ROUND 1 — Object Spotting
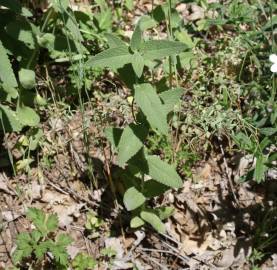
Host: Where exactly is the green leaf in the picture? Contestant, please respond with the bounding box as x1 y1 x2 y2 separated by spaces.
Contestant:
86 46 132 70
46 213 59 232
140 210 165 234
35 93 47 107
130 21 142 51
130 216 145 228
105 127 123 149
100 247 117 258
16 158 33 171
16 106 40 127
1 83 18 99
156 206 174 220
38 33 85 60
0 40 18 89
117 63 137 89
131 52 144 78
139 15 157 30
28 128 43 151
143 180 169 198
0 105 22 132
6 19 36 50
19 69 36 90
51 234 72 266
254 156 267 183
134 83 168 135
30 230 42 243
233 132 254 152
175 30 195 48
72 253 97 270
123 187 146 211
146 155 182 188
268 152 277 163
159 87 183 114
50 0 69 12
13 232 33 263
26 208 47 235
56 234 72 247
141 40 186 61
125 0 134 11
37 33 55 50
35 241 49 260
95 0 107 11
64 12 83 43
263 15 277 30
153 5 166 23
97 9 112 30
260 127 277 136
118 123 148 167
105 33 126 48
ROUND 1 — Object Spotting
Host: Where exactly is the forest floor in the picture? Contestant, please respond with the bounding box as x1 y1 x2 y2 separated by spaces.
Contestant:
0 0 277 269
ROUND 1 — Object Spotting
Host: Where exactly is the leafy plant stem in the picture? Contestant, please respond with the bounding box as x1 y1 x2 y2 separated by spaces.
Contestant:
44 65 58 107
27 7 54 70
238 51 248 82
167 0 173 88
270 0 276 102
59 1 97 188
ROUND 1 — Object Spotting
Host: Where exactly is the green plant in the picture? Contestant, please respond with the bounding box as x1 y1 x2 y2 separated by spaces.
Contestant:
100 247 117 258
12 208 72 269
86 17 186 233
148 133 199 177
249 248 264 269
85 212 104 239
0 0 40 133
72 253 96 270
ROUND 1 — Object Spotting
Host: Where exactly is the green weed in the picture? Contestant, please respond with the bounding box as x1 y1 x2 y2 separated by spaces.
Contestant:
13 208 72 269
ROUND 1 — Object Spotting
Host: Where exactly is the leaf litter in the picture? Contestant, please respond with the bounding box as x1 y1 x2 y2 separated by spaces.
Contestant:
0 1 276 269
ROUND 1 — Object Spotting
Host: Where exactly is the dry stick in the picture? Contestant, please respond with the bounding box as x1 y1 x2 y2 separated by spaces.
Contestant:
219 141 240 207
71 225 92 256
156 233 217 269
44 166 130 219
46 180 69 195
137 247 189 264
43 171 99 208
141 252 169 270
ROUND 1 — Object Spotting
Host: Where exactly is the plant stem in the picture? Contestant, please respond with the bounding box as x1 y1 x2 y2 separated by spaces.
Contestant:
59 0 97 188
270 0 276 102
167 0 173 88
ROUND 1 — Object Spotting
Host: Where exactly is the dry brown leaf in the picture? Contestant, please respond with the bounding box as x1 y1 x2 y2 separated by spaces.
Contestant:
181 233 214 256
0 173 14 195
67 245 81 259
52 203 84 227
2 211 21 222
105 237 124 259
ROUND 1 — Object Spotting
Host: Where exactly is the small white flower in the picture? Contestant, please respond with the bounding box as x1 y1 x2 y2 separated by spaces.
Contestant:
269 54 277 73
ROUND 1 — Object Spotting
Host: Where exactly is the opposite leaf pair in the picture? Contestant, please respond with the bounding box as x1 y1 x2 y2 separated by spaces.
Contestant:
86 16 186 77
